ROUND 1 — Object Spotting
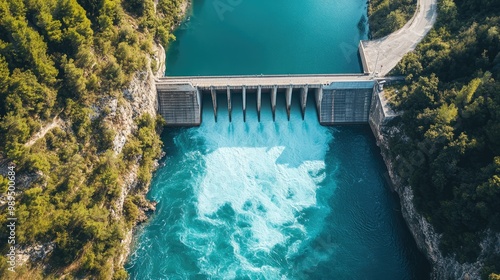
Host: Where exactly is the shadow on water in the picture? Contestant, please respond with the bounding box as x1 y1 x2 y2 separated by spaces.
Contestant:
310 126 431 280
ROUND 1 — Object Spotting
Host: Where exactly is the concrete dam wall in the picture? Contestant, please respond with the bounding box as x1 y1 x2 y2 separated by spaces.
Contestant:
157 83 202 126
156 76 384 126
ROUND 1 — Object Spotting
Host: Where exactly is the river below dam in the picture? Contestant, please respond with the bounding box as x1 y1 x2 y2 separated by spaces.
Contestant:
126 0 430 279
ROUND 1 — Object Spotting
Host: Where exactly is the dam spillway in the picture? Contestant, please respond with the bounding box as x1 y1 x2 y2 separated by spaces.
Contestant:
156 75 382 126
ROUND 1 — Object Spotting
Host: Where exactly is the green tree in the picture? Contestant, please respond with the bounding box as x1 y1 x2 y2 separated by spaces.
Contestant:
61 56 86 98
54 0 93 55
387 10 406 31
0 15 58 84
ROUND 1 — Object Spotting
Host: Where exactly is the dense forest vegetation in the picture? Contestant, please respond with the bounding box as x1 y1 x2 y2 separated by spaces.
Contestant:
0 0 183 278
377 0 500 278
368 0 416 38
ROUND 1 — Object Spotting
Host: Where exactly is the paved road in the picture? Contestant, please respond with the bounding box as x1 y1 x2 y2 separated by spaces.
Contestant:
361 0 438 76
157 74 374 89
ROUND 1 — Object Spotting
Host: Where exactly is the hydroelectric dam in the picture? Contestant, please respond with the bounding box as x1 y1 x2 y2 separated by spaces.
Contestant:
155 39 404 127
156 74 388 126
156 73 396 127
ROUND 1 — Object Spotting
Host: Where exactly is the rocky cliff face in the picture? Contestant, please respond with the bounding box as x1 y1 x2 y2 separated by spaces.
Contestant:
108 41 166 269
370 99 500 280
110 42 165 155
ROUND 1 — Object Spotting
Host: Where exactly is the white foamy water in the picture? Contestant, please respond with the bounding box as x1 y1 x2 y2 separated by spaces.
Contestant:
175 96 334 278
196 146 324 247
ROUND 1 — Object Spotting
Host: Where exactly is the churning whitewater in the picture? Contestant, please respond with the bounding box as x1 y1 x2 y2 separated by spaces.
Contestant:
181 95 333 278
126 94 428 279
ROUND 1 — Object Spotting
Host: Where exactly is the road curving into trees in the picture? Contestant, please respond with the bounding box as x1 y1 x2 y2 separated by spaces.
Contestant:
361 0 438 76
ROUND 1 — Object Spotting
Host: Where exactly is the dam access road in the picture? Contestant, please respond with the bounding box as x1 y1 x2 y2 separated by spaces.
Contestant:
159 74 374 89
360 0 438 76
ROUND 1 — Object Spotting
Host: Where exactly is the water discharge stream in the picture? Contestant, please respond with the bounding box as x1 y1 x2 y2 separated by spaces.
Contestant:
126 93 430 279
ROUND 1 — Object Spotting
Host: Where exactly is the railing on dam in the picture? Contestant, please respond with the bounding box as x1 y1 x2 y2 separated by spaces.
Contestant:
156 75 382 126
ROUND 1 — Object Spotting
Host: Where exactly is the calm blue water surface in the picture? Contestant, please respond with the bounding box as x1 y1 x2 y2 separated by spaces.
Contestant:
166 0 368 75
126 0 430 279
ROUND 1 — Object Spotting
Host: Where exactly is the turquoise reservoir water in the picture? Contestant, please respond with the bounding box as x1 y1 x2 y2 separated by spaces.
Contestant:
127 0 430 278
166 0 368 75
